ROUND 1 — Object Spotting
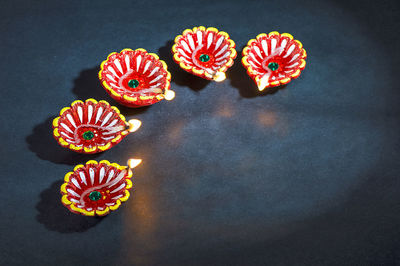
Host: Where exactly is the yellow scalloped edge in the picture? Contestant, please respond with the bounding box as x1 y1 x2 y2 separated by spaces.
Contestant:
85 98 98 104
110 162 121 169
98 143 111 151
120 190 130 202
280 78 291 84
148 53 159 60
98 100 110 106
179 61 192 70
294 40 303 49
120 48 134 53
64 172 73 182
53 128 60 137
256 33 267 40
61 194 72 205
110 106 120 114
69 203 95 216
207 27 218 33
84 146 97 153
299 59 306 69
126 179 133 189
127 169 133 178
173 34 183 45
58 137 69 146
59 107 70 116
111 135 122 143
192 68 205 75
71 99 83 106
60 183 68 194
99 159 111 165
69 144 83 151
95 207 110 216
281 33 294 40
109 200 121 211
52 117 59 127
73 164 84 172
204 72 213 79
139 95 156 100
123 95 137 102
291 69 301 78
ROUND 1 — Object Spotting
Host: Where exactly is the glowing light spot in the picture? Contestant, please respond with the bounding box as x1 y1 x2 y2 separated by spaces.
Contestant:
127 159 142 169
164 90 175 101
257 75 270 91
213 72 226 82
127 119 142 132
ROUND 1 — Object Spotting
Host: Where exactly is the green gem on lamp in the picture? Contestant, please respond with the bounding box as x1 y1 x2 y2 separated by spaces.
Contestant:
82 130 94 140
199 54 210 62
128 79 140 88
89 191 102 201
268 62 279 71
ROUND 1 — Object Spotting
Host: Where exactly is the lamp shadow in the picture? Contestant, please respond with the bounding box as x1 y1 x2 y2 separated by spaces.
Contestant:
71 67 110 101
228 45 288 98
36 180 104 233
26 117 101 165
26 67 152 165
158 40 210 92
72 66 153 116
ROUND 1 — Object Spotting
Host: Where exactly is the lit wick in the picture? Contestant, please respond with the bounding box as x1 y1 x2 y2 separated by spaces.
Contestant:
257 75 270 91
127 158 142 170
163 90 175 101
213 72 226 82
126 119 142 133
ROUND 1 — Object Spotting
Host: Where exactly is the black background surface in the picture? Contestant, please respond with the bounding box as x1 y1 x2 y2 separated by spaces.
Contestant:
1 0 400 265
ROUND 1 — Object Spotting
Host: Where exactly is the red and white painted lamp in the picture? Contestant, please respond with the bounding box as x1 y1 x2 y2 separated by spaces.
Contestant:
172 26 237 82
242 31 307 91
52 99 141 154
61 158 142 216
99 48 175 107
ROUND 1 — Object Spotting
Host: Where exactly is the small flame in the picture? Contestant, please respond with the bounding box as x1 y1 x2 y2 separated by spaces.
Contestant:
164 90 175 101
128 119 142 132
257 75 270 91
213 72 226 82
127 158 142 169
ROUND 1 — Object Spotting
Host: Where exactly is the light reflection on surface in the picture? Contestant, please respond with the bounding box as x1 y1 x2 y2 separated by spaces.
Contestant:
118 155 160 265
214 98 236 118
256 109 289 136
257 110 277 127
167 120 186 147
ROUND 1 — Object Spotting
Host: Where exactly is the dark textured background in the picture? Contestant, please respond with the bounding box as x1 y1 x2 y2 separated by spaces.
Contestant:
1 0 400 265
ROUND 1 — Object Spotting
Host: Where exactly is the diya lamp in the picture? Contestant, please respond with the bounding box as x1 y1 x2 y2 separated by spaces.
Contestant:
172 26 237 82
242 31 307 91
60 158 142 216
52 99 142 154
98 48 175 107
